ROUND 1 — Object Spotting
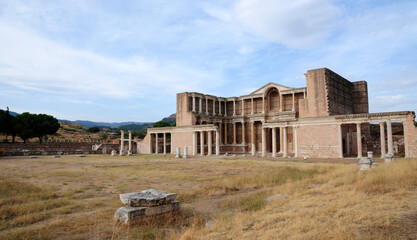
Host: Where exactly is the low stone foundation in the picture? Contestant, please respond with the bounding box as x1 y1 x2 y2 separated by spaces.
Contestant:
0 143 119 156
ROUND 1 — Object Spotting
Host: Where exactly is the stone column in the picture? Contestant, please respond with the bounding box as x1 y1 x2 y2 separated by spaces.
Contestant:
251 98 254 115
233 100 236 116
163 132 167 155
283 127 288 157
219 100 222 116
128 130 132 152
292 92 295 111
272 127 277 157
120 130 125 155
155 133 158 154
262 127 266 157
338 124 343 158
251 122 256 156
192 95 196 112
219 123 223 144
199 97 202 114
216 130 220 156
262 96 265 114
387 119 393 155
357 123 362 158
225 123 228 144
346 131 350 155
213 100 216 115
224 101 227 116
242 122 246 144
208 131 212 156
294 126 298 158
279 94 283 112
380 122 386 157
233 122 237 144
206 98 209 115
241 100 245 116
279 127 283 153
200 131 205 156
193 131 197 156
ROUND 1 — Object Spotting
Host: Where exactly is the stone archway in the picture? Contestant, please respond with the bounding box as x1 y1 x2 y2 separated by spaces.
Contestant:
266 88 280 113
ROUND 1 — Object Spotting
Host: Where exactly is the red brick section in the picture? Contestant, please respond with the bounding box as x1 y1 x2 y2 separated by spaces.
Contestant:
404 113 417 158
298 124 340 158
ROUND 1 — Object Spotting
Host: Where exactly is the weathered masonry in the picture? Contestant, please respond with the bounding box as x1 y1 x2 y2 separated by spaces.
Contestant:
138 68 417 158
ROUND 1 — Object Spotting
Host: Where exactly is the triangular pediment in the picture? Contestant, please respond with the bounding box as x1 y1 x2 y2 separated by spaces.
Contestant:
250 82 292 95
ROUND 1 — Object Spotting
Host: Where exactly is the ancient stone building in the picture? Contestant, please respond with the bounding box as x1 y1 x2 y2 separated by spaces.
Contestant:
138 68 417 158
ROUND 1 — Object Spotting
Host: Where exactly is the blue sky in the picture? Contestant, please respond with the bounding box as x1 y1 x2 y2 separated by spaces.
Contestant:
0 0 416 122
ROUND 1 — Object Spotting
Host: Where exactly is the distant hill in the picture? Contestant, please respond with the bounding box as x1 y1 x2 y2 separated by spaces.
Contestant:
0 109 20 116
161 114 176 124
67 120 153 128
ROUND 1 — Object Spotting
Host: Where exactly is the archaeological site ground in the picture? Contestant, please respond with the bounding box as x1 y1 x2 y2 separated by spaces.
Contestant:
0 155 416 239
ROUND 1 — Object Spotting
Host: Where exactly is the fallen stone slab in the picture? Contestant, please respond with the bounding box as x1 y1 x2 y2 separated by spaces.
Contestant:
114 201 180 224
120 189 177 207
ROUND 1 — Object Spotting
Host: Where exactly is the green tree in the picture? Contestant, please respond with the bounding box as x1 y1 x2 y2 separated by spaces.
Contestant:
153 121 171 128
87 126 100 133
34 114 60 143
14 112 36 143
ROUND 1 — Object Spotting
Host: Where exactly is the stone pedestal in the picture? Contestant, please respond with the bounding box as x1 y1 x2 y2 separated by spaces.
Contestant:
183 146 188 158
175 147 181 158
115 189 180 224
367 151 374 162
128 150 132 156
384 153 394 163
111 150 117 156
359 157 372 171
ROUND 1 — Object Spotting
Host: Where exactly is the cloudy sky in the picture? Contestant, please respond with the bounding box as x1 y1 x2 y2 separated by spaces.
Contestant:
0 0 416 122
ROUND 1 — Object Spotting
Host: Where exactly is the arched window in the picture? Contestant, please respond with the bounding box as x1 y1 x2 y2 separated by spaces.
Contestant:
267 88 280 113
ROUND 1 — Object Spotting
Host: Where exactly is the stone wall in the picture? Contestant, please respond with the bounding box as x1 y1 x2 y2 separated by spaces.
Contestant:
325 70 354 115
403 113 417 158
176 92 194 127
298 124 340 158
0 142 119 156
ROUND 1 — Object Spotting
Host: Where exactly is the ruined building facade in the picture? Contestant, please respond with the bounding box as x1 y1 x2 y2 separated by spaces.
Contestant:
138 68 417 158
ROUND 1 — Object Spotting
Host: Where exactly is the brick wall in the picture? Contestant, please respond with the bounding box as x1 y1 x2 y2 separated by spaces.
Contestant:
352 81 369 114
298 124 340 158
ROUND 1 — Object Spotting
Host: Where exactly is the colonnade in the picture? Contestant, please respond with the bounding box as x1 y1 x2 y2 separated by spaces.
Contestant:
191 91 299 117
151 132 170 154
192 130 220 156
338 119 395 158
120 130 133 155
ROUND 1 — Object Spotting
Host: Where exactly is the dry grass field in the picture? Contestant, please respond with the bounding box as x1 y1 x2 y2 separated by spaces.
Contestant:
0 154 416 239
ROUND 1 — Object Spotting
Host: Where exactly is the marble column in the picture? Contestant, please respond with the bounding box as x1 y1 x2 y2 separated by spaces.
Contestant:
251 122 256 156
213 100 216 115
216 130 220 156
208 131 212 156
155 133 158 154
279 94 283 112
294 126 298 158
163 132 166 154
387 119 393 155
219 123 223 144
262 127 266 157
292 92 295 111
224 101 227 116
128 130 132 152
200 131 205 156
120 130 125 155
219 100 222 116
338 124 343 158
241 100 245 116
192 95 196 112
233 100 236 116
380 122 386 157
242 122 246 144
279 127 283 153
199 97 202 114
233 122 237 144
206 98 209 114
193 131 197 156
357 123 362 158
225 123 228 144
251 98 254 115
283 127 288 157
272 127 277 157
262 96 265 114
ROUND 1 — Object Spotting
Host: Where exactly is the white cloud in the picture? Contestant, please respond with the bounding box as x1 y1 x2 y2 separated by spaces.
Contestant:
233 0 340 48
0 23 224 99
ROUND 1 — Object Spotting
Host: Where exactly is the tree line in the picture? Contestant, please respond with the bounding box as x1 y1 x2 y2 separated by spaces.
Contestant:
0 108 60 143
